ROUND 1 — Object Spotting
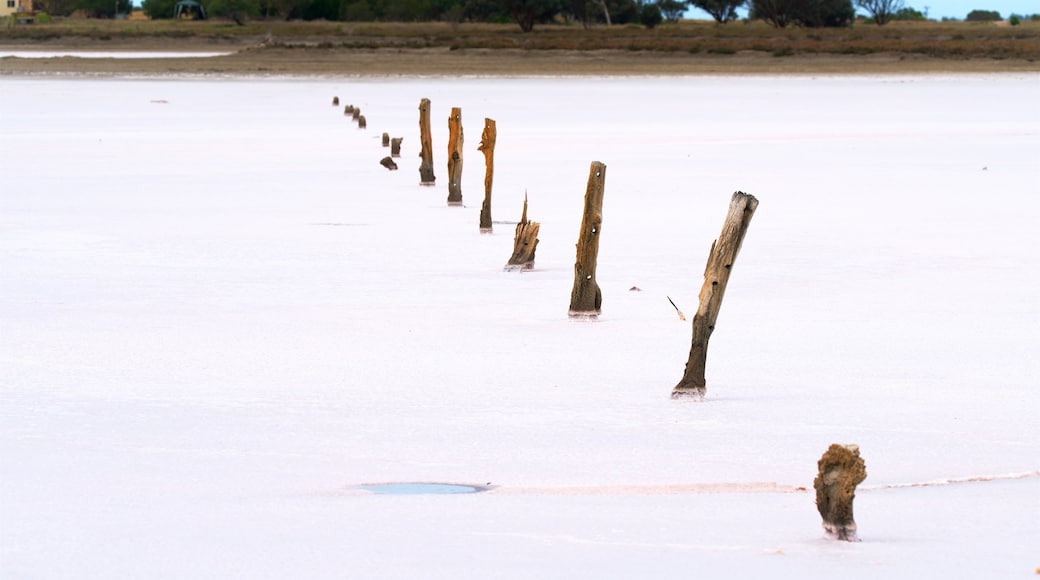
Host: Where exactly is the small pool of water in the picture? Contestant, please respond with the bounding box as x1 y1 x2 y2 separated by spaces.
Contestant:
355 482 492 495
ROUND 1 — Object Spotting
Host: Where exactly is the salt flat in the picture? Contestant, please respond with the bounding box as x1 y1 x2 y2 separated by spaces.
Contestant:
1 74 1037 578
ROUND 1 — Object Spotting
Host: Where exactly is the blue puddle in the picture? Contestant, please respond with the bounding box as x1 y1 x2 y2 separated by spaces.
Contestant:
356 482 492 495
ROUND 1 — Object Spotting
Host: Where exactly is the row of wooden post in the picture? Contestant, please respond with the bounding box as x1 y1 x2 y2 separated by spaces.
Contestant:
335 95 866 541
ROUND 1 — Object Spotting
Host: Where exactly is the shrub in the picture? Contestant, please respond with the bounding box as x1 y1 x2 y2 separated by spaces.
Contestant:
1008 14 1020 25
639 2 663 28
964 9 1001 21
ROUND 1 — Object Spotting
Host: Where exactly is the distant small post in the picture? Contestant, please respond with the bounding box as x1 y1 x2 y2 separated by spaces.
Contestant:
357 115 367 129
352 107 361 122
478 118 497 232
418 98 435 185
568 161 606 318
814 444 867 542
391 137 403 157
672 191 758 399
447 107 464 205
505 194 539 270
382 132 390 147
332 96 339 106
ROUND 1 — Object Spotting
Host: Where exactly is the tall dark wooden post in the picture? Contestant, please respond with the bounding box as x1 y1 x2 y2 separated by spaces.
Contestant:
418 98 435 185
672 192 758 398
447 107 464 206
478 118 497 232
568 161 606 318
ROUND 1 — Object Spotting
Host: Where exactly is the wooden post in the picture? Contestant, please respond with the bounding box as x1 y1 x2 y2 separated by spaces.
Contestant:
446 107 464 205
478 118 497 232
505 194 539 270
382 132 390 147
380 156 398 170
344 104 354 116
391 138 403 157
332 96 339 106
418 98 435 185
357 115 367 129
568 161 606 318
352 107 361 122
814 444 867 541
672 191 758 399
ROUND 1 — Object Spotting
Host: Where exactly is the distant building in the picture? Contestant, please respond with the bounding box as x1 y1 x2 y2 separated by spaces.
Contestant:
1 0 34 19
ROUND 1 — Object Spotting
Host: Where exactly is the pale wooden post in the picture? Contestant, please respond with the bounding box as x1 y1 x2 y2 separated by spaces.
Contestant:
478 118 497 232
418 98 435 185
568 161 606 317
447 107 464 206
814 444 867 541
391 138 403 157
672 191 758 398
505 194 539 270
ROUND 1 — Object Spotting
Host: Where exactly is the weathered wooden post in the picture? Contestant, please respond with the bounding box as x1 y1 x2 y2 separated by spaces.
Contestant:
505 194 539 270
382 132 390 147
568 161 606 318
344 104 354 116
418 98 435 185
380 156 398 170
357 115 367 129
446 107 464 206
478 118 497 232
672 191 758 399
391 138 403 157
352 107 361 122
814 444 867 541
332 96 339 106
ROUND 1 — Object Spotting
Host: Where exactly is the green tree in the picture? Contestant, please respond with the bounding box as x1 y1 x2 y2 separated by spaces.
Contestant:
689 0 744 23
207 0 259 22
749 0 798 26
502 0 563 30
855 0 901 24
799 0 852 26
142 0 177 17
656 0 686 21
964 8 1000 21
891 5 923 19
76 0 131 16
639 0 662 26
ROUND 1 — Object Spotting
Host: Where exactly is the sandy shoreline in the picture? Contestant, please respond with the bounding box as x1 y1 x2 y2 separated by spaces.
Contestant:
3 38 1039 77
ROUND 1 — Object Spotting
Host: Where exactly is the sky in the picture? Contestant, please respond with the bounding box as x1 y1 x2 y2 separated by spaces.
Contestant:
685 0 1037 20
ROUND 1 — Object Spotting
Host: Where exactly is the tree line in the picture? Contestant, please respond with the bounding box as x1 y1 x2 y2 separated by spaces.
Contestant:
27 0 1026 32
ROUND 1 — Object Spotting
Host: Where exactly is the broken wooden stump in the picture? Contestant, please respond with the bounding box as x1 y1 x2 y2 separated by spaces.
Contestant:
568 161 606 318
357 115 367 129
352 107 361 121
505 194 539 271
478 118 497 232
446 107 464 206
332 96 339 106
380 156 398 171
391 138 403 157
672 191 758 399
344 104 355 116
382 132 390 147
814 444 867 542
418 98 435 185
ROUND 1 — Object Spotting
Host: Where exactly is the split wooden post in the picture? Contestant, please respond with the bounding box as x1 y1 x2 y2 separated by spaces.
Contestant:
505 194 539 270
568 161 606 317
446 107 464 206
814 444 867 541
390 138 403 157
382 132 390 147
672 191 758 399
478 118 497 232
418 98 436 185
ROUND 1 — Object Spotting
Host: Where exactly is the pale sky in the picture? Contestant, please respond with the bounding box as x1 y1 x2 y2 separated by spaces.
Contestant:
686 0 1038 20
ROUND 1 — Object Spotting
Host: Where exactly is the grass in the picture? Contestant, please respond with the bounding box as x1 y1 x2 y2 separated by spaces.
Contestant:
2 18 1039 60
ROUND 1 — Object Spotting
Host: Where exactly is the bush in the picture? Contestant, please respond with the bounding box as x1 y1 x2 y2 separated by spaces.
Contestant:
964 9 1000 21
1008 14 1020 25
639 2 663 27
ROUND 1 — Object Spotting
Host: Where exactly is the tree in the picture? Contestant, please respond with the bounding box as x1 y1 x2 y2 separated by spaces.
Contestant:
639 0 662 26
502 0 562 31
964 8 1000 21
749 0 798 26
76 0 131 15
855 0 902 24
690 0 744 23
799 0 852 26
657 0 687 22
891 5 923 19
142 0 177 17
